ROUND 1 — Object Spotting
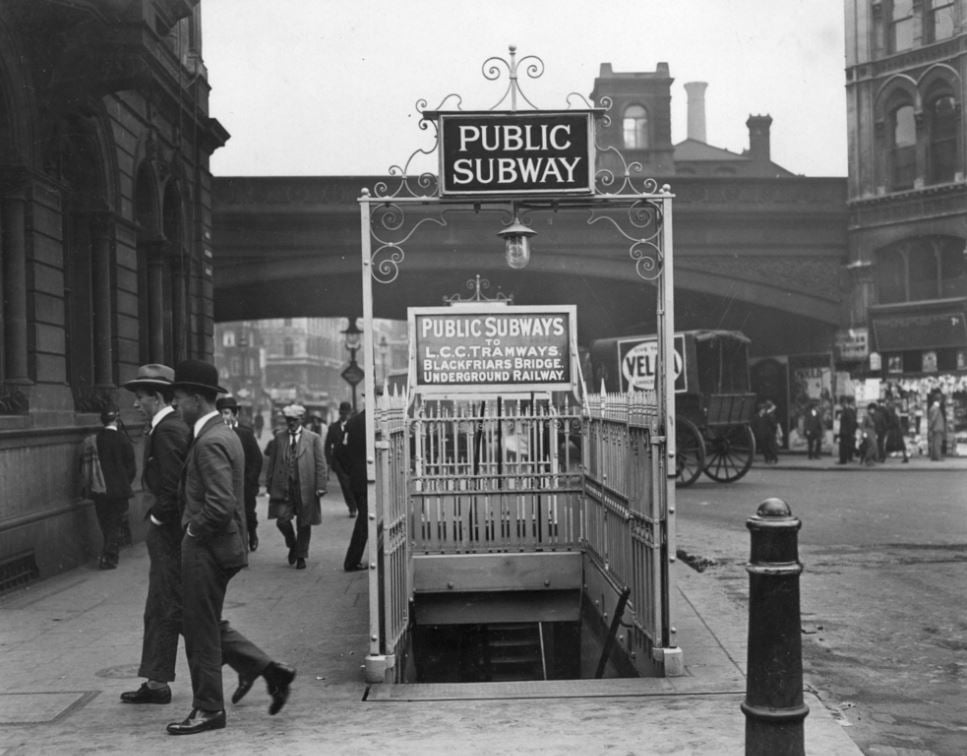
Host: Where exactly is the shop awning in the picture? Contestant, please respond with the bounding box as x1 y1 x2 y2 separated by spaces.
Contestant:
871 301 967 351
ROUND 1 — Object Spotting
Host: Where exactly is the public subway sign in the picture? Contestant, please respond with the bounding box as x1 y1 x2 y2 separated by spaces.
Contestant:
436 111 595 196
409 304 578 394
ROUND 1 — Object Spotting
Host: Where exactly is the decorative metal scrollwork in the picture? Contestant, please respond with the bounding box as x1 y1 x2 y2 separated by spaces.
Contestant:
587 198 665 282
443 274 513 304
483 46 544 111
370 200 448 284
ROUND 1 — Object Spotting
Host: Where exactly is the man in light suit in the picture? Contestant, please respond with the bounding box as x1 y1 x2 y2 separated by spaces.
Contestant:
265 404 327 570
120 364 190 706
166 360 294 736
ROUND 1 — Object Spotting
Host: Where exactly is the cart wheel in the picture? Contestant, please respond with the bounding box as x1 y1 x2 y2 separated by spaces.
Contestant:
703 424 755 483
675 418 706 488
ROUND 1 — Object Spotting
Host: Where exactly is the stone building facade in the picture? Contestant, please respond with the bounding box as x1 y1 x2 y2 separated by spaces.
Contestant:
0 0 227 583
845 0 966 449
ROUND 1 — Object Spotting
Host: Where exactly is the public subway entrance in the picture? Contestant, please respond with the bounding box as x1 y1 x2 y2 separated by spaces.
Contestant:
355 48 679 685
367 301 677 683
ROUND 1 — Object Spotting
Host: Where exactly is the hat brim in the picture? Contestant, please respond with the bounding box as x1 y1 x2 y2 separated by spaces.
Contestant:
172 380 228 394
123 378 175 391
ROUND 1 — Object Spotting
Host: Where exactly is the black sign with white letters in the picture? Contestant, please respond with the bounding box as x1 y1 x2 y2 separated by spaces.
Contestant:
438 112 594 196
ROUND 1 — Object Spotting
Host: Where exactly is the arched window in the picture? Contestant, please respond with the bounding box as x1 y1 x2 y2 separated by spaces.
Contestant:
876 245 907 303
928 94 958 184
223 330 235 347
622 105 648 149
876 236 967 304
891 104 917 190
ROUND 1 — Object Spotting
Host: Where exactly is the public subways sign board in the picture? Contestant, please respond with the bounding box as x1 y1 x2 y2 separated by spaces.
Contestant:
409 304 578 395
436 112 595 196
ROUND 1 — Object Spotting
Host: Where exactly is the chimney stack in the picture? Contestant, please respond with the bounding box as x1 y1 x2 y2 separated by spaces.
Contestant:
746 114 773 164
684 81 708 143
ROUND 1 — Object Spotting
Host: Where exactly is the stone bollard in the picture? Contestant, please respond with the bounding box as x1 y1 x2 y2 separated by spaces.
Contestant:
741 497 809 756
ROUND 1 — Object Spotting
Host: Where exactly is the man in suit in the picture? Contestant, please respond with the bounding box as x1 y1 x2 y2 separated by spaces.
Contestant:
324 401 357 517
166 360 294 736
81 408 137 569
119 364 190 705
216 396 263 551
340 408 369 572
265 404 327 570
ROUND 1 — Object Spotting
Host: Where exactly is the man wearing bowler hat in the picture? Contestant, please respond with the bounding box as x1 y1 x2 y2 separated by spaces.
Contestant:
119 364 190 706
325 401 357 517
216 395 263 551
167 359 294 735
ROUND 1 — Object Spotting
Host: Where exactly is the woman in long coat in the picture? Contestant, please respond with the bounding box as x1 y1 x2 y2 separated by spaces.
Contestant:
265 404 327 568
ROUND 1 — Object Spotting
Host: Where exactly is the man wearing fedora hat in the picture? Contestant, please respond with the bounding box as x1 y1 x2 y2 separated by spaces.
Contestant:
119 364 190 706
167 359 294 735
216 395 263 551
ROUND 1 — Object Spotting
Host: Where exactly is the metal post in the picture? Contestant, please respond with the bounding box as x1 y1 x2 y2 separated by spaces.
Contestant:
741 497 808 756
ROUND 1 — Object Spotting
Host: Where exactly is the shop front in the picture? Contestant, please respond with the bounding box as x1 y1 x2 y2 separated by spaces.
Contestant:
860 300 967 456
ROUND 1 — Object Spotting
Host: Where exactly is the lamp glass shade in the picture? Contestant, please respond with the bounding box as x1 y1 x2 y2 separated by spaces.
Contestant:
505 236 531 270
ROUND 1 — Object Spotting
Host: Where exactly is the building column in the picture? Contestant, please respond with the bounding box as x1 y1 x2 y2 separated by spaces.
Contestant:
90 213 115 387
144 239 167 362
2 190 31 385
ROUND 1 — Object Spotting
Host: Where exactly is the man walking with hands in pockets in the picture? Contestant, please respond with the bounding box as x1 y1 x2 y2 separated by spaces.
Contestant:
166 360 294 735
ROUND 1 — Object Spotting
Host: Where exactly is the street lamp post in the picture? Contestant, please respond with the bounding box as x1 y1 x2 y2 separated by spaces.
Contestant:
341 317 364 413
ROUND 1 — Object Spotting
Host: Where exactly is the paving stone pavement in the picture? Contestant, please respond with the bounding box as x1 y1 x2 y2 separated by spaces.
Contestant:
0 491 864 755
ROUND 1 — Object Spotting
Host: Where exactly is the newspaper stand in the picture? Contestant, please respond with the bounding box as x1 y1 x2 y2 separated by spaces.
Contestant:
356 48 680 684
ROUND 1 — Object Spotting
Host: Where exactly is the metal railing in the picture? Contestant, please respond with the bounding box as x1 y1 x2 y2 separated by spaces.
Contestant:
411 399 583 553
372 389 671 679
583 390 666 663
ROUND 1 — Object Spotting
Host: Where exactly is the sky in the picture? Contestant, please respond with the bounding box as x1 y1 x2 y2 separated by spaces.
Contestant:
203 0 847 178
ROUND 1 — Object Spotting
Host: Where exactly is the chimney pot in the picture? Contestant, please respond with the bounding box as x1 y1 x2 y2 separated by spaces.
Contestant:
746 114 773 163
684 82 708 143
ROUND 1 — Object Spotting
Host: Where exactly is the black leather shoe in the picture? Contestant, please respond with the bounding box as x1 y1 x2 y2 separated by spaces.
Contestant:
231 674 254 704
263 662 296 715
348 509 357 518
166 708 226 735
287 547 296 566
121 682 171 704
296 558 306 570
249 533 259 552
344 562 366 572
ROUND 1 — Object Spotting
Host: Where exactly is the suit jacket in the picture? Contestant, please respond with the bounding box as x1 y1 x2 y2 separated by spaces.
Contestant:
265 427 327 525
96 427 137 499
180 415 248 570
143 411 190 528
343 410 367 500
233 423 263 490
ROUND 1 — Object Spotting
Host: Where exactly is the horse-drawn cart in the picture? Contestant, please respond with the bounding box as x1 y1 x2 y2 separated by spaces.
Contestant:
590 329 756 487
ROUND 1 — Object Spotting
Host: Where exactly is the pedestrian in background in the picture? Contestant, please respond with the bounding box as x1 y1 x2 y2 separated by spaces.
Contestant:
869 401 889 462
928 395 946 461
804 400 823 459
883 399 909 463
325 401 357 517
760 399 780 464
167 360 294 736
217 396 263 551
80 408 136 570
119 363 190 705
265 404 327 569
836 396 858 465
860 404 879 466
341 408 369 571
